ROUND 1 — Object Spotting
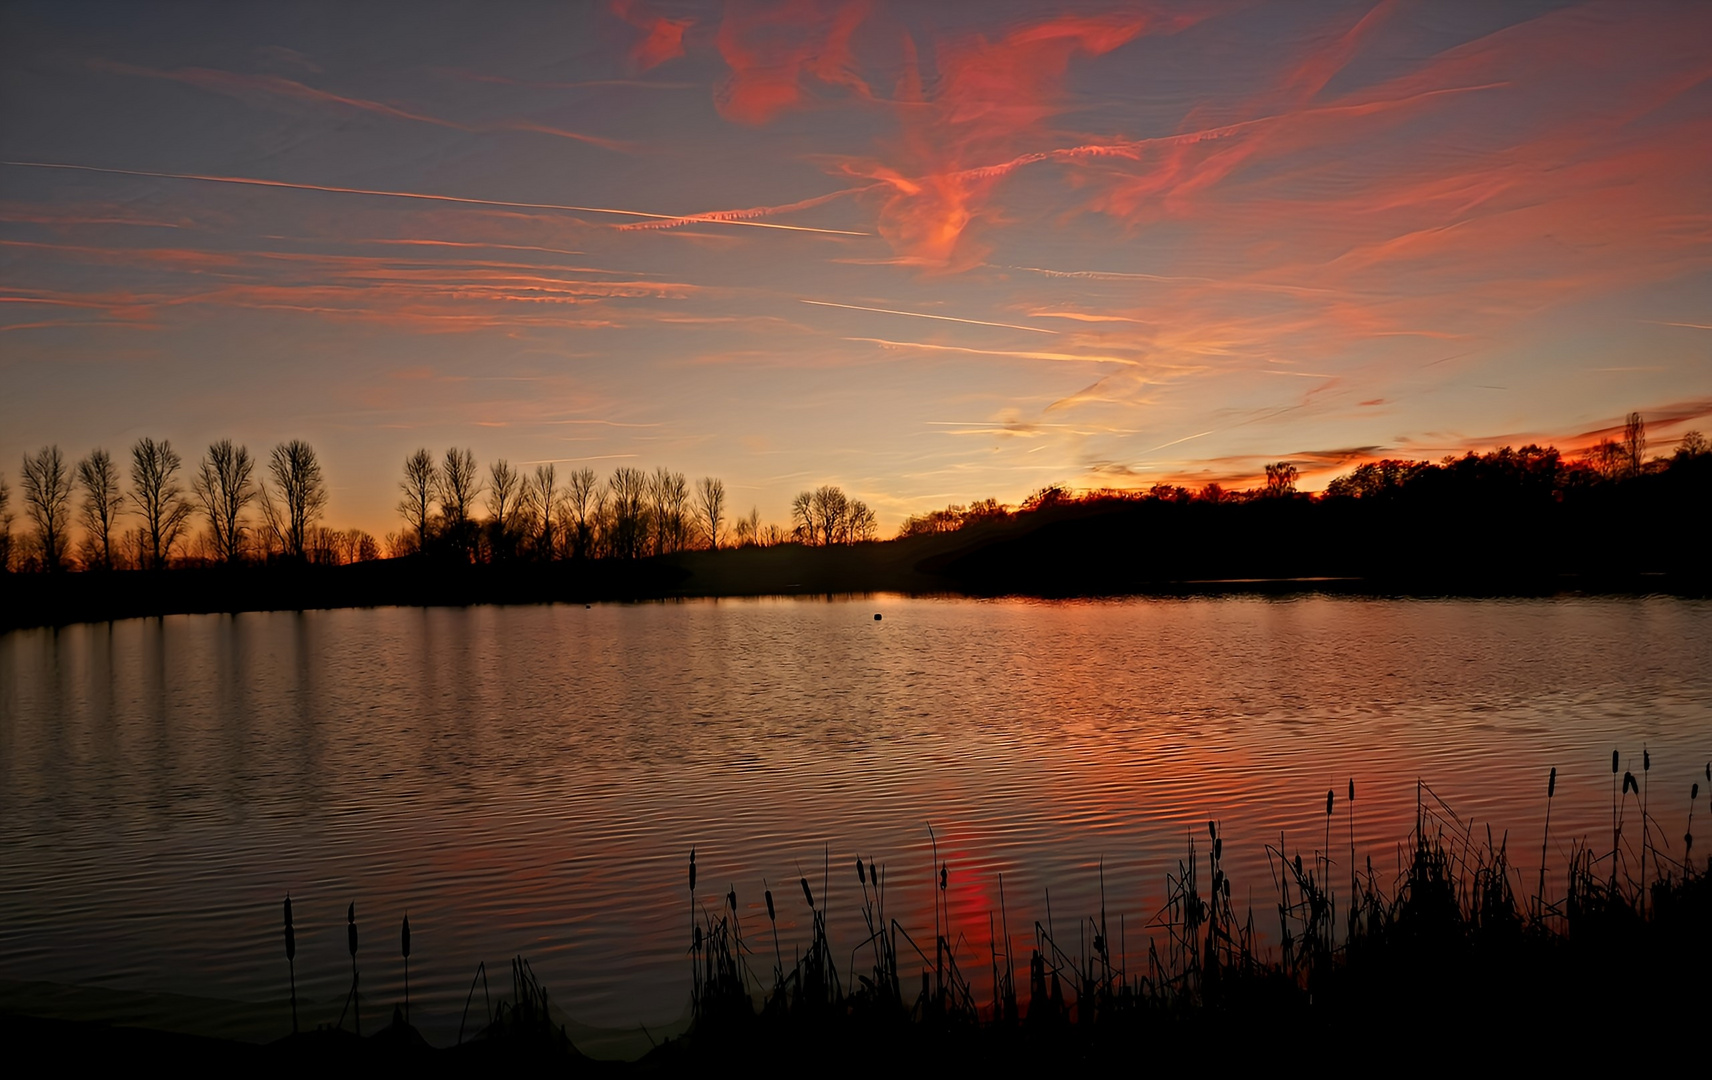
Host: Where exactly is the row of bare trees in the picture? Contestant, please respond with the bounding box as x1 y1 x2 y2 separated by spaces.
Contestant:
395 449 781 562
789 485 878 545
3 438 338 571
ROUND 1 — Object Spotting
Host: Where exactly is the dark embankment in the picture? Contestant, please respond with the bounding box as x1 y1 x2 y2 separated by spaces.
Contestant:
927 465 1712 595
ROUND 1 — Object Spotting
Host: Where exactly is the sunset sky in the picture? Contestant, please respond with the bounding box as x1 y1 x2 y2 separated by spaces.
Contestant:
3 0 1709 536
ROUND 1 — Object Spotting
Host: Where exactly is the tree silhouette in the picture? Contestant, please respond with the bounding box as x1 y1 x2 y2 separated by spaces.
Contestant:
565 467 599 559
192 439 256 564
435 447 480 561
262 440 328 561
76 449 124 570
651 467 690 555
398 448 436 554
1622 412 1646 478
696 476 726 550
525 463 559 559
130 437 192 570
0 471 13 572
22 445 73 571
607 466 651 559
485 458 521 560
1264 462 1299 497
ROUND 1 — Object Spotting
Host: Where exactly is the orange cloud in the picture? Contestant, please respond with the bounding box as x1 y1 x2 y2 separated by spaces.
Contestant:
608 0 693 71
714 0 874 125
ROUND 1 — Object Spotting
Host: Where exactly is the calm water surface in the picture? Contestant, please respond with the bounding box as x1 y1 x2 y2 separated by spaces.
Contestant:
2 595 1708 1047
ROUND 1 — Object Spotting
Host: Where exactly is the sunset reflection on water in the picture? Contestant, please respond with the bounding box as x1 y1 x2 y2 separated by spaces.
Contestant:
1 595 1707 1045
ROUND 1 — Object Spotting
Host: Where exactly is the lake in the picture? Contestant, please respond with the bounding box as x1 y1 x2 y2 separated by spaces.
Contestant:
1 595 1707 1052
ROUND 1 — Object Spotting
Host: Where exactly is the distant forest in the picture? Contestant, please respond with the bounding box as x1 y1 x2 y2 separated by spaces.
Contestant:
3 414 1708 626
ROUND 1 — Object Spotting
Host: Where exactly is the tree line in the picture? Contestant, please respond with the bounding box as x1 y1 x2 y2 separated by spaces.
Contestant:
0 436 887 573
2 437 338 573
6 413 1701 574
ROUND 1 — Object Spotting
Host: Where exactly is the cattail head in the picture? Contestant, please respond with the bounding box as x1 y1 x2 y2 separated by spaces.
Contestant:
401 914 411 959
868 860 877 886
856 859 866 885
1213 837 1222 861
1348 779 1355 804
689 847 697 894
1623 771 1637 795
1643 748 1650 772
800 877 814 910
1326 789 1334 816
693 923 702 951
765 888 775 922
1613 750 1620 774
1693 782 1700 801
284 896 293 929
1548 766 1557 799
940 864 948 892
347 903 358 958
1208 821 1216 840
727 888 737 912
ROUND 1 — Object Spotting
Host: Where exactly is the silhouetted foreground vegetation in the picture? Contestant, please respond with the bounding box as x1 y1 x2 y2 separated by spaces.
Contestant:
5 758 1708 1071
5 427 1708 628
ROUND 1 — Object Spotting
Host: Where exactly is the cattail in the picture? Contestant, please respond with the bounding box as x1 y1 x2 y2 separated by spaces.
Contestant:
1326 789 1334 816
765 888 775 922
868 860 877 888
282 896 296 965
940 864 948 891
801 877 814 910
689 847 697 894
1348 779 1355 803
856 858 866 885
1548 766 1557 799
1643 748 1650 772
282 896 296 1040
401 913 411 1025
727 888 737 911
1624 771 1637 795
1612 750 1619 774
1208 821 1216 840
346 902 360 1037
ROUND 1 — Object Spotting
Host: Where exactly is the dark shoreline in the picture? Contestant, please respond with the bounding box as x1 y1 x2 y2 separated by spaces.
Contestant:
4 535 1707 634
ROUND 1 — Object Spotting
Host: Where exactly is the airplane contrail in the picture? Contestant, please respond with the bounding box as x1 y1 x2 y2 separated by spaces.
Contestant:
0 160 870 236
801 299 1057 334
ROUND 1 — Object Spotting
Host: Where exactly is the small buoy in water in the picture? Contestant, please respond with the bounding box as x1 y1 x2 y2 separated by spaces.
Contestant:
874 613 882 621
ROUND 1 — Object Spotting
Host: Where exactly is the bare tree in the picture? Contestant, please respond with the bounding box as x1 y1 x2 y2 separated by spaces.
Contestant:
261 439 328 560
398 449 436 552
76 448 124 570
811 485 849 546
791 490 813 543
1622 412 1646 478
694 476 727 550
733 505 760 547
524 463 559 558
608 466 651 559
435 447 480 559
22 445 73 571
844 499 877 543
192 439 256 563
131 437 192 569
486 458 521 560
649 467 689 555
564 466 598 559
0 471 12 571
